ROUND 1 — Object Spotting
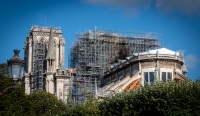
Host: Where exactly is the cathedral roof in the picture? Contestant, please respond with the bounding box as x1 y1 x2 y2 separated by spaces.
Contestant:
46 27 56 60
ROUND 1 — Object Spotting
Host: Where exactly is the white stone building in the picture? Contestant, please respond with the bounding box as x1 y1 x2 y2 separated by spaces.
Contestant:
98 48 188 97
23 26 71 102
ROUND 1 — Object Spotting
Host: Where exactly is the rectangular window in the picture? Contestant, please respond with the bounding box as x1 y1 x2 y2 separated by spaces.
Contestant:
168 72 172 81
112 74 118 82
144 72 148 85
125 67 130 77
118 70 123 79
149 72 154 84
162 72 166 82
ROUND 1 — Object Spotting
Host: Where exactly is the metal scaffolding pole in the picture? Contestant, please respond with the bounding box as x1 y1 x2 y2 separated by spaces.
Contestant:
69 27 161 104
31 38 46 91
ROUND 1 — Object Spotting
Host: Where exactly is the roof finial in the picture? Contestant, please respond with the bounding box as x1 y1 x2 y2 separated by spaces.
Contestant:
14 49 20 55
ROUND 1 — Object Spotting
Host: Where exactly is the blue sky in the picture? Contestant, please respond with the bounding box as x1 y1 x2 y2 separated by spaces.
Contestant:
0 0 199 80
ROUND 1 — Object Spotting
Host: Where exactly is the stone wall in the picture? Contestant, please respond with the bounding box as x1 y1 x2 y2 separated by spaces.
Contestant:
104 62 139 85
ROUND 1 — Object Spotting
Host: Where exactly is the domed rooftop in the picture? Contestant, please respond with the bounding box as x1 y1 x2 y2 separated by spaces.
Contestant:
134 48 180 56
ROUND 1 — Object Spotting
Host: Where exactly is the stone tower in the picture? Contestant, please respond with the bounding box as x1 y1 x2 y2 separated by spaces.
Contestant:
23 26 66 94
46 27 56 94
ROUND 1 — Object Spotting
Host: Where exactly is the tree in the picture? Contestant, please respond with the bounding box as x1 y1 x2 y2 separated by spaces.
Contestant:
98 81 200 116
28 90 66 115
0 63 9 78
0 77 34 115
64 96 101 116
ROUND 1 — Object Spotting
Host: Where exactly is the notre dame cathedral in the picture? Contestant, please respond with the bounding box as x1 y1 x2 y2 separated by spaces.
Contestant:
23 26 71 102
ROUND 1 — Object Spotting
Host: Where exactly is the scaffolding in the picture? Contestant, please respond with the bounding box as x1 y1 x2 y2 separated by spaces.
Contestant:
31 38 46 92
69 28 161 103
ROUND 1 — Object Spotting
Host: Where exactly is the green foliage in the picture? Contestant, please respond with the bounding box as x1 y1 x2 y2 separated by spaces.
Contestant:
0 77 67 116
28 90 66 116
0 63 9 78
1 63 200 116
0 77 15 92
98 81 200 116
0 77 34 116
63 97 101 116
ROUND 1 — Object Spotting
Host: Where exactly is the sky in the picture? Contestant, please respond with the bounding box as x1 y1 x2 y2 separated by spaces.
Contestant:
0 0 199 80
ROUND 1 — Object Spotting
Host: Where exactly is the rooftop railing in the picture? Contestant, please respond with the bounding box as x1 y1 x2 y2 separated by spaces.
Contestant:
105 53 184 75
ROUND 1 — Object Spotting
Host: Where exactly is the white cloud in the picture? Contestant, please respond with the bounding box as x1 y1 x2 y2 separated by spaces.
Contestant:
185 54 198 69
83 0 200 16
83 0 151 15
156 0 200 16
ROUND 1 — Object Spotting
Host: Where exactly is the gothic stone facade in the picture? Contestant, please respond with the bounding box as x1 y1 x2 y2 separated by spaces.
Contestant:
23 26 70 101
